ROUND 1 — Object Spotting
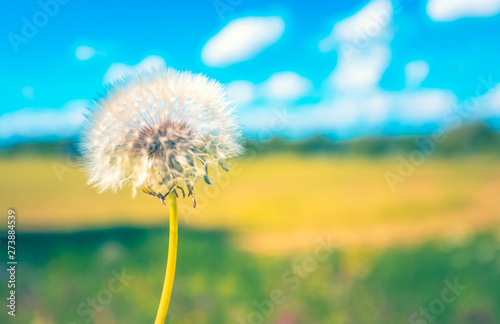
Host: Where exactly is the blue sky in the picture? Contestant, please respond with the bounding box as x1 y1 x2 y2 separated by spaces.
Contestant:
2 0 500 144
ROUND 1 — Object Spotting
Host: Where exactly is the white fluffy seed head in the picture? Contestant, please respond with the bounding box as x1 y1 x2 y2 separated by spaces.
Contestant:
80 69 243 203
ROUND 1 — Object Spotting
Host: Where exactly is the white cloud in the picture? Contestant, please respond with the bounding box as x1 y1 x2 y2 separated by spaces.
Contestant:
225 72 312 107
320 0 394 91
0 100 88 139
319 0 394 52
237 0 493 138
274 0 448 138
290 92 390 132
226 80 256 105
202 16 284 67
238 106 288 134
427 0 500 21
474 82 500 117
488 86 500 110
103 55 166 84
311 0 456 135
327 44 391 91
394 89 457 124
405 61 430 88
22 86 34 100
266 0 399 138
76 46 97 61
262 72 313 101
255 88 457 139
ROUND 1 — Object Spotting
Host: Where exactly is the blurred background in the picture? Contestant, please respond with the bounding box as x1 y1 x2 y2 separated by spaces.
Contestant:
1 0 500 323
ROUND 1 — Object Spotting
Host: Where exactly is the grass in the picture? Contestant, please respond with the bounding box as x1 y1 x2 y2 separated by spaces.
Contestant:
2 153 500 252
1 227 499 324
1 152 500 323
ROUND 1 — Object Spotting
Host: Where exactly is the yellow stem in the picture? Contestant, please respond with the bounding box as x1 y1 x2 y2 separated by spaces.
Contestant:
154 193 178 324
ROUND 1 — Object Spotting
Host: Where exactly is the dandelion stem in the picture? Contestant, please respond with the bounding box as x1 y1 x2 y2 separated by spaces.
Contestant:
154 193 178 324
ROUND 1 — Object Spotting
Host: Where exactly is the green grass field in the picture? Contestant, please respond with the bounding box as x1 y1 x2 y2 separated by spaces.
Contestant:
1 227 499 324
1 152 500 323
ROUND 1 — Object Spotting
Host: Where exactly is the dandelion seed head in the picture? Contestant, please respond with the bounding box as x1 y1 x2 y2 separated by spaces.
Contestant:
80 69 242 204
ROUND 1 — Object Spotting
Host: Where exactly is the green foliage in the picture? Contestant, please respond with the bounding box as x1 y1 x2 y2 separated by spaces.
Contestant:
2 228 498 323
244 122 500 157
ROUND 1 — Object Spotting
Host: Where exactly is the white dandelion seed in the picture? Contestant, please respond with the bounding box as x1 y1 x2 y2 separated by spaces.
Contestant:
80 69 243 206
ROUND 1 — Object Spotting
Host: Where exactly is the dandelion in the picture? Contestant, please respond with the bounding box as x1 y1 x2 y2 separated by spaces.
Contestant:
80 68 242 323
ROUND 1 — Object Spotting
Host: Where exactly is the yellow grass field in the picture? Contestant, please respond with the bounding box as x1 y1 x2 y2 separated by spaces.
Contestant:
2 153 500 254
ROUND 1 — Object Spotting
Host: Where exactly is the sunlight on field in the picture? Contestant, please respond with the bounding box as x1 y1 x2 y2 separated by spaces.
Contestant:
2 153 500 253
